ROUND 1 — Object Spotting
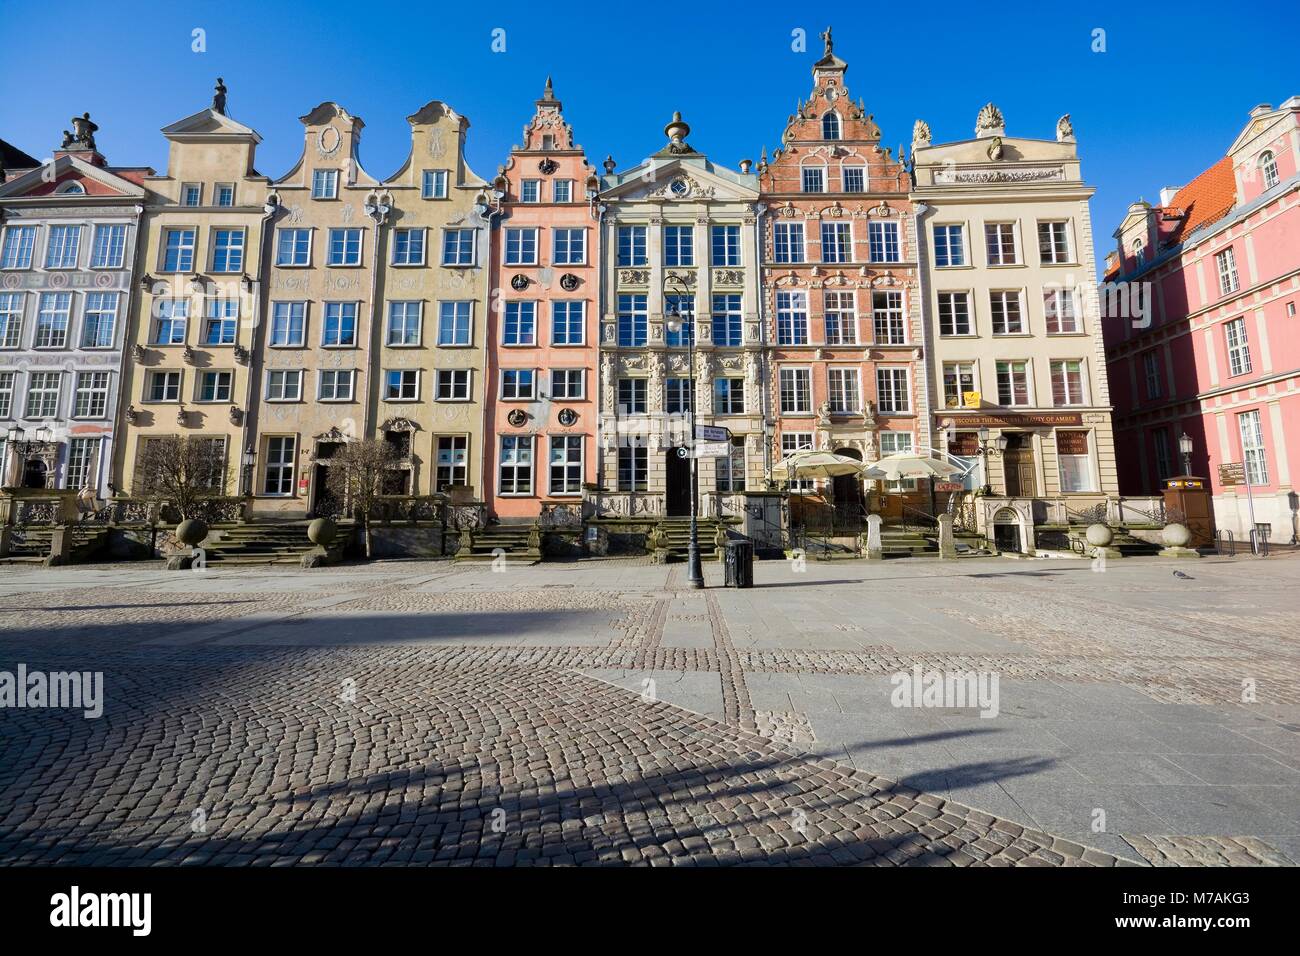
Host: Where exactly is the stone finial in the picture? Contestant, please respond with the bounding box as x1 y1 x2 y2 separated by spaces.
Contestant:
602 155 616 175
739 158 752 174
663 112 693 154
912 119 932 149
542 75 555 101
975 102 1004 138
1056 113 1075 143
213 77 228 115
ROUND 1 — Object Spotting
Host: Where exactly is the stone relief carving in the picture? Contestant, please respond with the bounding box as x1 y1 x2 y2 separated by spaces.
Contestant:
975 102 1005 137
912 119 931 149
1056 113 1075 143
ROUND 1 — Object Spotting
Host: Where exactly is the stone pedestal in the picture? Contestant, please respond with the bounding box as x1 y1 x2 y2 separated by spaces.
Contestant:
938 514 958 559
1085 522 1123 560
43 525 73 567
865 514 883 560
0 526 10 558
1159 522 1201 559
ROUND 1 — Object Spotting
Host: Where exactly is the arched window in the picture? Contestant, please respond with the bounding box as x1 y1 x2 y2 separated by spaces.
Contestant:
57 181 85 194
1133 239 1145 265
1259 151 1279 190
822 112 841 141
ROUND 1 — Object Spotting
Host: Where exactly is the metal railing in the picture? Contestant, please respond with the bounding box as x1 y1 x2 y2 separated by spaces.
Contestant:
1250 529 1270 557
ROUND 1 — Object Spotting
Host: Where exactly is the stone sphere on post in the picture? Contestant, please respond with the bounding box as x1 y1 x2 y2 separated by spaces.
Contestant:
1084 523 1113 548
1162 522 1192 549
175 518 208 547
308 517 337 546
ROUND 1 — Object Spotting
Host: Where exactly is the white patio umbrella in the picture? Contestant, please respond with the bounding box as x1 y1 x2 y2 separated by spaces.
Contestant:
769 450 869 482
860 453 963 482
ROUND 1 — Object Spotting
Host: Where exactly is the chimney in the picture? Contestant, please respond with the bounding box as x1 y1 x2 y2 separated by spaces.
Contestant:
1159 185 1182 206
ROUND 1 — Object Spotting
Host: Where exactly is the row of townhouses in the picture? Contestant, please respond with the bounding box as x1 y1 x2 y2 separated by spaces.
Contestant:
0 34 1131 551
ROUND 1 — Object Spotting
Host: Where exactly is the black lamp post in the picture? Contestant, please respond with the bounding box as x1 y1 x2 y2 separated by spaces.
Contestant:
976 426 1009 496
241 445 256 496
665 274 703 589
1179 432 1193 475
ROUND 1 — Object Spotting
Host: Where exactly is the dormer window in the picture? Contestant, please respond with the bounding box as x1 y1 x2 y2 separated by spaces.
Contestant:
822 112 841 141
542 135 555 150
1259 151 1279 190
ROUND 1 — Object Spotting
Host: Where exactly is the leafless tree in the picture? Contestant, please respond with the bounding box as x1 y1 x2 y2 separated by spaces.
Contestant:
324 438 402 557
136 436 227 521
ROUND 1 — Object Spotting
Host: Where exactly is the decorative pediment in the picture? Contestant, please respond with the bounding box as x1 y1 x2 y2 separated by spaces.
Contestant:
380 416 418 432
0 154 146 200
161 107 260 141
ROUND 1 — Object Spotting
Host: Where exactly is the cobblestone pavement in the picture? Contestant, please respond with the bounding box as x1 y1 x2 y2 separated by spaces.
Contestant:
0 553 1297 866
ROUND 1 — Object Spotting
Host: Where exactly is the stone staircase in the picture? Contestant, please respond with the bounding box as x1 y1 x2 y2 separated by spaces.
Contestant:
200 522 343 566
651 517 735 562
879 528 937 557
2 525 110 562
453 523 540 564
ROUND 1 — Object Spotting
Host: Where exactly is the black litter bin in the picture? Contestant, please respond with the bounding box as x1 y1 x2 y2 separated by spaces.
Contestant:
723 540 755 588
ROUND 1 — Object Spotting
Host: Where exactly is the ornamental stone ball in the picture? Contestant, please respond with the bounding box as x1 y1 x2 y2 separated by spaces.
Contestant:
175 518 208 547
308 517 337 546
1085 523 1113 548
1162 522 1192 548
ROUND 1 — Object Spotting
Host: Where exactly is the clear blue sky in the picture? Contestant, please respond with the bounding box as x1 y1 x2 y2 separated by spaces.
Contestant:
2 0 1295 263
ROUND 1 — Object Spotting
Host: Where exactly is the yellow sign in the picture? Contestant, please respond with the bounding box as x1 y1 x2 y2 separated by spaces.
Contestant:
963 391 981 408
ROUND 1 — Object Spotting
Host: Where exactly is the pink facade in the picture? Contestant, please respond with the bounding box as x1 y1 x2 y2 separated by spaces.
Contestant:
1103 97 1300 544
484 81 599 520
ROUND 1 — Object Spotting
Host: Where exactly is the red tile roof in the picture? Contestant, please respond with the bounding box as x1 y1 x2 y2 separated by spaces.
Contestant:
1165 157 1236 242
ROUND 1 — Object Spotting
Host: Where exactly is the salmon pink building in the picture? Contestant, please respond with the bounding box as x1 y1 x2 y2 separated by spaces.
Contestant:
1103 96 1300 545
484 80 599 522
758 30 922 516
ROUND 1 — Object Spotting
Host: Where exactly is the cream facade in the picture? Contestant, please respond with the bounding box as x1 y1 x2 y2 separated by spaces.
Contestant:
595 114 765 518
911 105 1118 548
116 89 272 506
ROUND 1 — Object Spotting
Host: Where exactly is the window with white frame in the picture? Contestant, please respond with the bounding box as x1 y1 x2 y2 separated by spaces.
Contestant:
553 228 585 265
933 224 965 267
1238 409 1268 485
828 368 860 413
552 301 584 345
270 302 305 346
617 444 648 491
384 369 419 401
152 298 187 345
842 166 865 193
776 291 808 345
501 368 535 400
879 431 916 490
442 229 475 265
715 439 746 492
436 436 468 490
1259 151 1279 190
711 294 741 346
215 184 235 207
664 225 693 266
82 292 119 347
276 228 311 266
64 437 97 490
263 436 296 495
266 369 303 401
438 301 471 345
392 228 426 266
422 169 448 199
327 228 362 266
666 378 693 414
1 226 37 269
616 294 648 347
435 369 470 400
520 180 542 203
711 225 740 266
0 293 23 348
322 302 357 347
989 290 1024 334
211 228 243 272
1057 430 1094 492
147 370 180 403
1037 221 1072 264
773 222 804 263
1142 351 1162 399
162 228 195 272
504 227 538 265
312 169 339 200
780 432 815 490
35 292 72 348
867 221 900 263
802 166 825 193
553 180 574 204
319 369 355 401
504 301 536 345
1224 317 1252 376
943 362 976 408
26 371 62 416
181 183 202 206
90 224 127 268
824 291 856 345
549 435 583 495
1050 360 1087 406
995 360 1031 406
937 291 972 335
872 291 905 344
714 378 744 415
1043 288 1079 333
985 222 1018 265
0 371 14 417
822 112 841 140
499 435 533 494
551 369 584 399
821 221 851 263
1216 246 1239 295
387 301 422 346
198 370 232 403
876 368 909 413
779 367 811 413
73 371 109 417
617 226 647 266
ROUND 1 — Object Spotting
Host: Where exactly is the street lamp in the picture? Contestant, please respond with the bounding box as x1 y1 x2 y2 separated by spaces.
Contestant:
241 445 257 496
1179 432 1193 475
976 426 1009 496
664 273 703 589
